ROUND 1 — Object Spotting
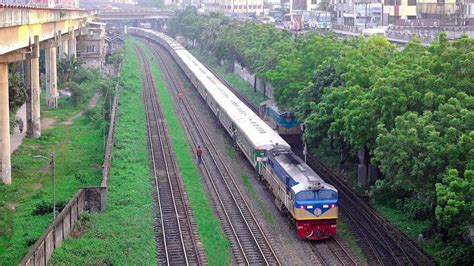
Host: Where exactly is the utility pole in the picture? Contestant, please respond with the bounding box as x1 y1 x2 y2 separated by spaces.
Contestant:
51 152 56 220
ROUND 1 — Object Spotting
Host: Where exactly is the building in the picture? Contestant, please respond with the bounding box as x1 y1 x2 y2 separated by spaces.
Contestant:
77 22 107 72
416 0 463 25
355 1 383 27
382 0 417 23
334 0 356 25
306 0 321 11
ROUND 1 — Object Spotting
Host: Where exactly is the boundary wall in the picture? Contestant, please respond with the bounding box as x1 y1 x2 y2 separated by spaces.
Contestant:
19 82 120 265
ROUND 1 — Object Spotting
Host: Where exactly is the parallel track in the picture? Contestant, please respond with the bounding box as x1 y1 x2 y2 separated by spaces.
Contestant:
136 46 204 266
310 237 359 265
147 41 281 265
200 49 434 266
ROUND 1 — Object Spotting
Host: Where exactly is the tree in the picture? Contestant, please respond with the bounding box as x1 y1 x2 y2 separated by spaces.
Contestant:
8 64 27 133
58 55 82 84
64 82 87 106
373 112 446 193
435 168 474 239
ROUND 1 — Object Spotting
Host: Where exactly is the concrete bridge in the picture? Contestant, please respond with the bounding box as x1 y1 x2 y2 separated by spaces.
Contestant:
97 9 173 21
0 6 97 184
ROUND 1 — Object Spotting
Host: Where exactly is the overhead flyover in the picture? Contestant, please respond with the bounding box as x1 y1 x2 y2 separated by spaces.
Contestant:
0 6 96 56
97 9 174 21
0 6 96 185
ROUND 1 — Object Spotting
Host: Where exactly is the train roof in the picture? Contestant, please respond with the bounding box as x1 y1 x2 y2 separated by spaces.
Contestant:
178 50 289 150
272 150 336 194
130 28 290 151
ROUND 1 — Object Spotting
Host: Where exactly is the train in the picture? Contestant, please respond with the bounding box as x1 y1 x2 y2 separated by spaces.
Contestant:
129 27 339 240
259 100 301 136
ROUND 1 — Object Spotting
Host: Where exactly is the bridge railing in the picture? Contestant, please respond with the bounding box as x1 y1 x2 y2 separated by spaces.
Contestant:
0 7 96 27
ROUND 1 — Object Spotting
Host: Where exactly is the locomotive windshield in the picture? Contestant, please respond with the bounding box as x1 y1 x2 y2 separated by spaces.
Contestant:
296 190 338 201
296 191 315 200
318 190 338 200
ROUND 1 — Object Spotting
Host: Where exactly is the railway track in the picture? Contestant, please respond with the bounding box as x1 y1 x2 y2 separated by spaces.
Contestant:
147 41 281 265
304 155 435 265
199 51 434 265
136 46 204 265
309 238 358 266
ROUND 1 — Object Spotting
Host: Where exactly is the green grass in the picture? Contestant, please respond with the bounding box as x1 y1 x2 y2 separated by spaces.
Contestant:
240 175 276 229
0 107 104 264
49 38 157 265
189 48 267 107
135 39 230 265
373 203 443 262
40 79 99 121
336 215 367 263
223 137 237 160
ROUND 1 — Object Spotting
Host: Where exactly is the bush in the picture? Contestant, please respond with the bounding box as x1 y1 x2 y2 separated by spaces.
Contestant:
370 180 412 207
84 107 102 128
403 197 431 220
32 201 67 216
71 68 99 84
64 82 87 106
438 240 474 265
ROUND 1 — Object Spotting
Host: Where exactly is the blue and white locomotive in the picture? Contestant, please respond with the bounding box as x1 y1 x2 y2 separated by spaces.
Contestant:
259 100 301 136
130 28 339 240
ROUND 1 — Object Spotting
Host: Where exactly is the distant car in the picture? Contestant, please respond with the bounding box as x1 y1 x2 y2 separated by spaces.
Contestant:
362 28 386 37
260 16 276 24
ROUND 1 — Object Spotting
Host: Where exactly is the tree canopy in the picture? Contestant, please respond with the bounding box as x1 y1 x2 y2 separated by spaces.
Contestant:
167 10 474 263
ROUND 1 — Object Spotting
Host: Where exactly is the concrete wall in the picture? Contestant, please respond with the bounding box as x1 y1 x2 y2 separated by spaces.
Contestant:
232 61 274 100
20 187 107 266
233 61 255 86
20 78 120 265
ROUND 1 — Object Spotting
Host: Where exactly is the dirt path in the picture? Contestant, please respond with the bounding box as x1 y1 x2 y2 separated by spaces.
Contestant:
10 92 100 154
63 92 100 125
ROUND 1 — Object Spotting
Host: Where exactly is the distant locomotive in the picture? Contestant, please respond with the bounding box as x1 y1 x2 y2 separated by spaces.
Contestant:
130 28 339 240
259 100 302 136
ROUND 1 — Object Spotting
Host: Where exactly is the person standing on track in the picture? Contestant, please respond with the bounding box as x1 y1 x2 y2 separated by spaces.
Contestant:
18 118 24 133
196 145 203 165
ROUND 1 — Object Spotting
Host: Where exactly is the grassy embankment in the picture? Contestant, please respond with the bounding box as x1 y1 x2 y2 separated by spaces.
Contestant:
135 39 230 264
189 48 267 107
49 39 157 264
0 80 104 263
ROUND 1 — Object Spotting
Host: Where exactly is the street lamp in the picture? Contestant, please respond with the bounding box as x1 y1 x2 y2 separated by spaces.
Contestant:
33 152 57 220
51 152 56 220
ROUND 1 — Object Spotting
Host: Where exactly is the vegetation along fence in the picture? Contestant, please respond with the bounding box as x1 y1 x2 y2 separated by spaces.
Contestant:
19 83 120 266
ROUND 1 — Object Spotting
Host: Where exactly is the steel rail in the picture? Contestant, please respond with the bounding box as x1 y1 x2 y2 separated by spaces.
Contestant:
148 41 281 265
136 46 201 265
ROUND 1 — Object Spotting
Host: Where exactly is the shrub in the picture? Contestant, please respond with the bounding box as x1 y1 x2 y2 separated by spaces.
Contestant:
64 82 87 106
32 201 67 216
370 180 412 207
403 197 431 220
72 68 99 84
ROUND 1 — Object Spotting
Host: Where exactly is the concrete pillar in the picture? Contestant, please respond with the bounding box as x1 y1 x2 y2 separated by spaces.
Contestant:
69 32 76 57
46 45 58 108
45 46 50 100
58 31 64 59
0 63 11 185
62 39 69 57
27 36 41 138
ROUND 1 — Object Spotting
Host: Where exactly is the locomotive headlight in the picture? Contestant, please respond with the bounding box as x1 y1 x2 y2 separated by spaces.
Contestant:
323 205 329 208
307 205 313 209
